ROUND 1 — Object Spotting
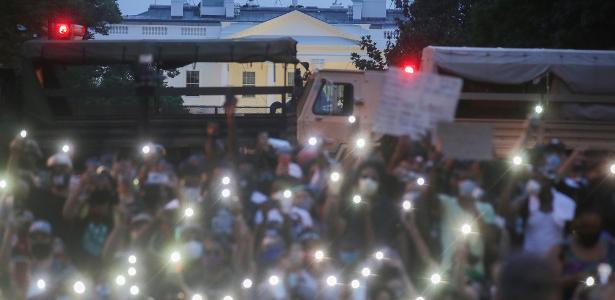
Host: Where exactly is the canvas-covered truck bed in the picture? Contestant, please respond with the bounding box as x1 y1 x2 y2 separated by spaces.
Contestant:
7 38 300 153
421 46 615 155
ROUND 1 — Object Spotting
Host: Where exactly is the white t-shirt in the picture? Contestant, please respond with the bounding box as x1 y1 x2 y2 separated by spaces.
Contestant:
523 188 576 255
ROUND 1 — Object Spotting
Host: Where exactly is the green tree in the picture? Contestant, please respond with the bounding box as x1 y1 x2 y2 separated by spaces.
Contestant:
352 0 478 70
469 0 615 50
0 0 121 67
57 64 186 113
350 35 388 71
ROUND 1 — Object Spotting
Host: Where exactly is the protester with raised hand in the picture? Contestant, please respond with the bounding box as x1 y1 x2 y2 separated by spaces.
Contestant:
549 205 615 300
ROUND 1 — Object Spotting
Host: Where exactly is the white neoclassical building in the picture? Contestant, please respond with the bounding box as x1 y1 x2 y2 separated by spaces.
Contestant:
97 0 403 109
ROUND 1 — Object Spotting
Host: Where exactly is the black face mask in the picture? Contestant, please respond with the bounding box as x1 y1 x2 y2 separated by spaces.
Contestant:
30 242 52 259
51 173 70 188
576 231 601 247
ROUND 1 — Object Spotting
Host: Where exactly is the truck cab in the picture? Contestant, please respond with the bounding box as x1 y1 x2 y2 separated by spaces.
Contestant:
296 70 379 151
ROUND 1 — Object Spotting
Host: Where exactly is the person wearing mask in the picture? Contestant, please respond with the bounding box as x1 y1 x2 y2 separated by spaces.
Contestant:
518 175 576 255
63 170 116 276
576 157 615 238
19 221 75 300
549 206 615 299
137 144 178 214
326 160 401 252
437 179 500 277
180 234 236 299
27 153 74 245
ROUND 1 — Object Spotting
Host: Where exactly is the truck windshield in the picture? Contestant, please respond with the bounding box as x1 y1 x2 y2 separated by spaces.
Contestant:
313 82 353 115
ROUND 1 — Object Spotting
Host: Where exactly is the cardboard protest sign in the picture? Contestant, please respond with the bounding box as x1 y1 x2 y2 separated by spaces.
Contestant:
372 67 463 138
436 122 494 161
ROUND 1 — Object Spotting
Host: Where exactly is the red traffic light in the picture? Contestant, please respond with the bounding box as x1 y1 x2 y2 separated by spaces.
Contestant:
404 65 415 74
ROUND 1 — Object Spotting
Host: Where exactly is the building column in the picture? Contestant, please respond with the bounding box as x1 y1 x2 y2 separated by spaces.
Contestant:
267 62 275 106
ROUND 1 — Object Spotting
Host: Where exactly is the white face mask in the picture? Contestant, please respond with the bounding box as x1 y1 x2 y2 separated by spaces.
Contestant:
472 187 485 201
358 178 379 197
183 240 203 261
458 179 477 199
526 179 541 196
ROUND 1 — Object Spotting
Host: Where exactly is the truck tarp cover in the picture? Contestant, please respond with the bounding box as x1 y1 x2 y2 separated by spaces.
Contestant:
22 37 299 66
422 46 615 94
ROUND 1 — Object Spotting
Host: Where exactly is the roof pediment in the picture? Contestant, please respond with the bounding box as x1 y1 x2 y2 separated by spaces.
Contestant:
228 10 360 41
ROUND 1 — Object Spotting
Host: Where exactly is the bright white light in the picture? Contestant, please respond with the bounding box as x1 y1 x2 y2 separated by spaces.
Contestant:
268 275 280 286
512 155 523 166
73 281 86 294
115 275 126 286
330 171 341 182
585 276 595 287
416 177 425 186
402 200 412 211
610 163 615 175
129 285 140 296
361 267 371 277
36 279 46 290
350 279 360 289
61 144 71 153
191 294 203 300
314 250 325 262
242 278 253 289
355 138 366 149
222 296 233 300
326 275 338 287
374 251 385 260
184 207 195 218
127 267 137 276
283 189 292 199
128 255 137 264
430 273 442 285
170 251 181 263
221 188 231 198
308 136 318 146
19 129 28 138
348 115 357 124
416 297 425 300
141 145 151 154
222 176 231 185
352 195 362 204
133 179 139 186
534 104 544 114
0 179 6 190
460 224 472 236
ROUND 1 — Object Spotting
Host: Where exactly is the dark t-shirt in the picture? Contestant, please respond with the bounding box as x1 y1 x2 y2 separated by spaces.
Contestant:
577 179 615 236
67 212 113 275
27 188 70 242
341 194 401 246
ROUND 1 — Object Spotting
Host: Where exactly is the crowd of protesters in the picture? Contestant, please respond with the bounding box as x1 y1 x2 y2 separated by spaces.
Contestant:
1 103 615 300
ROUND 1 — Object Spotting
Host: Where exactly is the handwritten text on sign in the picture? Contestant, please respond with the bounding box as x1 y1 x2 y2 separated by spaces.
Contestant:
372 67 463 137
